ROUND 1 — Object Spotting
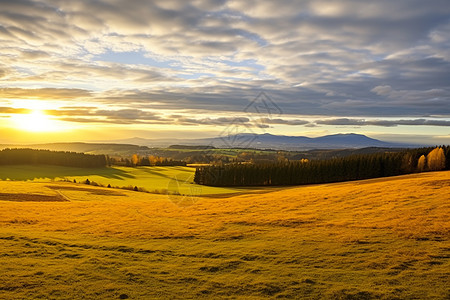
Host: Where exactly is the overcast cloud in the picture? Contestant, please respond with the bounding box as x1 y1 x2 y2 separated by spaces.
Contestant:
1 0 450 138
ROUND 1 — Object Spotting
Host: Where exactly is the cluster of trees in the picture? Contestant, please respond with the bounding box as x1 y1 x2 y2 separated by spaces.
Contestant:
140 155 186 166
417 147 447 171
168 145 216 150
182 151 282 164
111 154 186 167
0 148 107 168
150 148 288 164
194 146 449 187
184 153 232 164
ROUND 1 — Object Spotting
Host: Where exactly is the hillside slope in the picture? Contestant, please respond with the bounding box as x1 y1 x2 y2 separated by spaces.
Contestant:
0 171 449 299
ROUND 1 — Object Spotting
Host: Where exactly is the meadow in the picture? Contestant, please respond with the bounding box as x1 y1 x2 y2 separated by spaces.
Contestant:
0 165 258 197
0 170 449 299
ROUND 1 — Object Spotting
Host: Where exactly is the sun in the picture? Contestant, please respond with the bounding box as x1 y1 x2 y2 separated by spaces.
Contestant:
11 110 59 132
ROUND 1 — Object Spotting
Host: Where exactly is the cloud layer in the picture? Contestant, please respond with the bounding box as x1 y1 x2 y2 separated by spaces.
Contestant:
1 0 450 134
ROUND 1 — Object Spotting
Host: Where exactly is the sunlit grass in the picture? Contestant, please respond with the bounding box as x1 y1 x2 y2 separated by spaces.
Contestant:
0 171 449 298
0 165 256 196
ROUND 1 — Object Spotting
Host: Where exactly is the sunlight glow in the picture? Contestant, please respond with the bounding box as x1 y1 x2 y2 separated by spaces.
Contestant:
11 110 60 132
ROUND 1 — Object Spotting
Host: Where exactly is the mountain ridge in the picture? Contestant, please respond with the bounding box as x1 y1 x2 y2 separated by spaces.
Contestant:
1 133 424 152
102 133 422 150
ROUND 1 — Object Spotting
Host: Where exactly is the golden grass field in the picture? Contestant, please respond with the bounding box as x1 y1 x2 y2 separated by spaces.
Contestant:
0 171 449 299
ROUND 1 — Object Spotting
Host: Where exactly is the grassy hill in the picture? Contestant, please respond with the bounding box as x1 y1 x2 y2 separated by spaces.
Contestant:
0 165 262 197
0 171 449 299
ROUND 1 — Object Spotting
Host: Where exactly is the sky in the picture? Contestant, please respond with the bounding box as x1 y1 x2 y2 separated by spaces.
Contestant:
0 0 450 145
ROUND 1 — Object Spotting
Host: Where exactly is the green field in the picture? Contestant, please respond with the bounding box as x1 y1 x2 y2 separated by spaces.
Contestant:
0 165 262 197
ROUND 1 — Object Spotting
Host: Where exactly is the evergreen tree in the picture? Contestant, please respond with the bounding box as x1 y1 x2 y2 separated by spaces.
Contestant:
194 146 449 187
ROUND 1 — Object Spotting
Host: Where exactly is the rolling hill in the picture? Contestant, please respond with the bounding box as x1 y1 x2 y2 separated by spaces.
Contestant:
0 171 448 299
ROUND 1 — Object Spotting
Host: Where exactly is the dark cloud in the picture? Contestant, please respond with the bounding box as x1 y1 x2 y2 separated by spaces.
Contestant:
92 81 450 117
0 88 91 99
261 118 310 126
96 109 163 121
40 106 310 128
20 50 50 59
46 108 165 124
316 118 450 127
45 107 96 117
0 68 9 78
10 101 450 130
0 107 32 114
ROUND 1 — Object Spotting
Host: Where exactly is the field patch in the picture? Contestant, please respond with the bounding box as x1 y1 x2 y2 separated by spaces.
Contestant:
0 192 67 202
46 185 126 197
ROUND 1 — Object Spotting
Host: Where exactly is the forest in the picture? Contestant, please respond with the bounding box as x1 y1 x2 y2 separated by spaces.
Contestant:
0 148 107 168
194 146 450 186
110 154 186 167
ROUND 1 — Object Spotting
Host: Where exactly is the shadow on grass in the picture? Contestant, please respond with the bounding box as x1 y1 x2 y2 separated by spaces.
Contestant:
0 165 135 181
137 167 191 181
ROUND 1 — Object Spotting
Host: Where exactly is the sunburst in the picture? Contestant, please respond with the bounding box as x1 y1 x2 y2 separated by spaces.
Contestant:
11 110 59 132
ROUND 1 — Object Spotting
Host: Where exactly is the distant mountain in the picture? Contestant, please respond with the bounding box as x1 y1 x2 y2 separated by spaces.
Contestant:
106 133 421 150
0 133 422 154
310 133 394 148
199 133 396 150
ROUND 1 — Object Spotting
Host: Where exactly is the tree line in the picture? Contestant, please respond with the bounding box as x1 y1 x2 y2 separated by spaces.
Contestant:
110 154 186 167
194 146 449 186
0 148 107 168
